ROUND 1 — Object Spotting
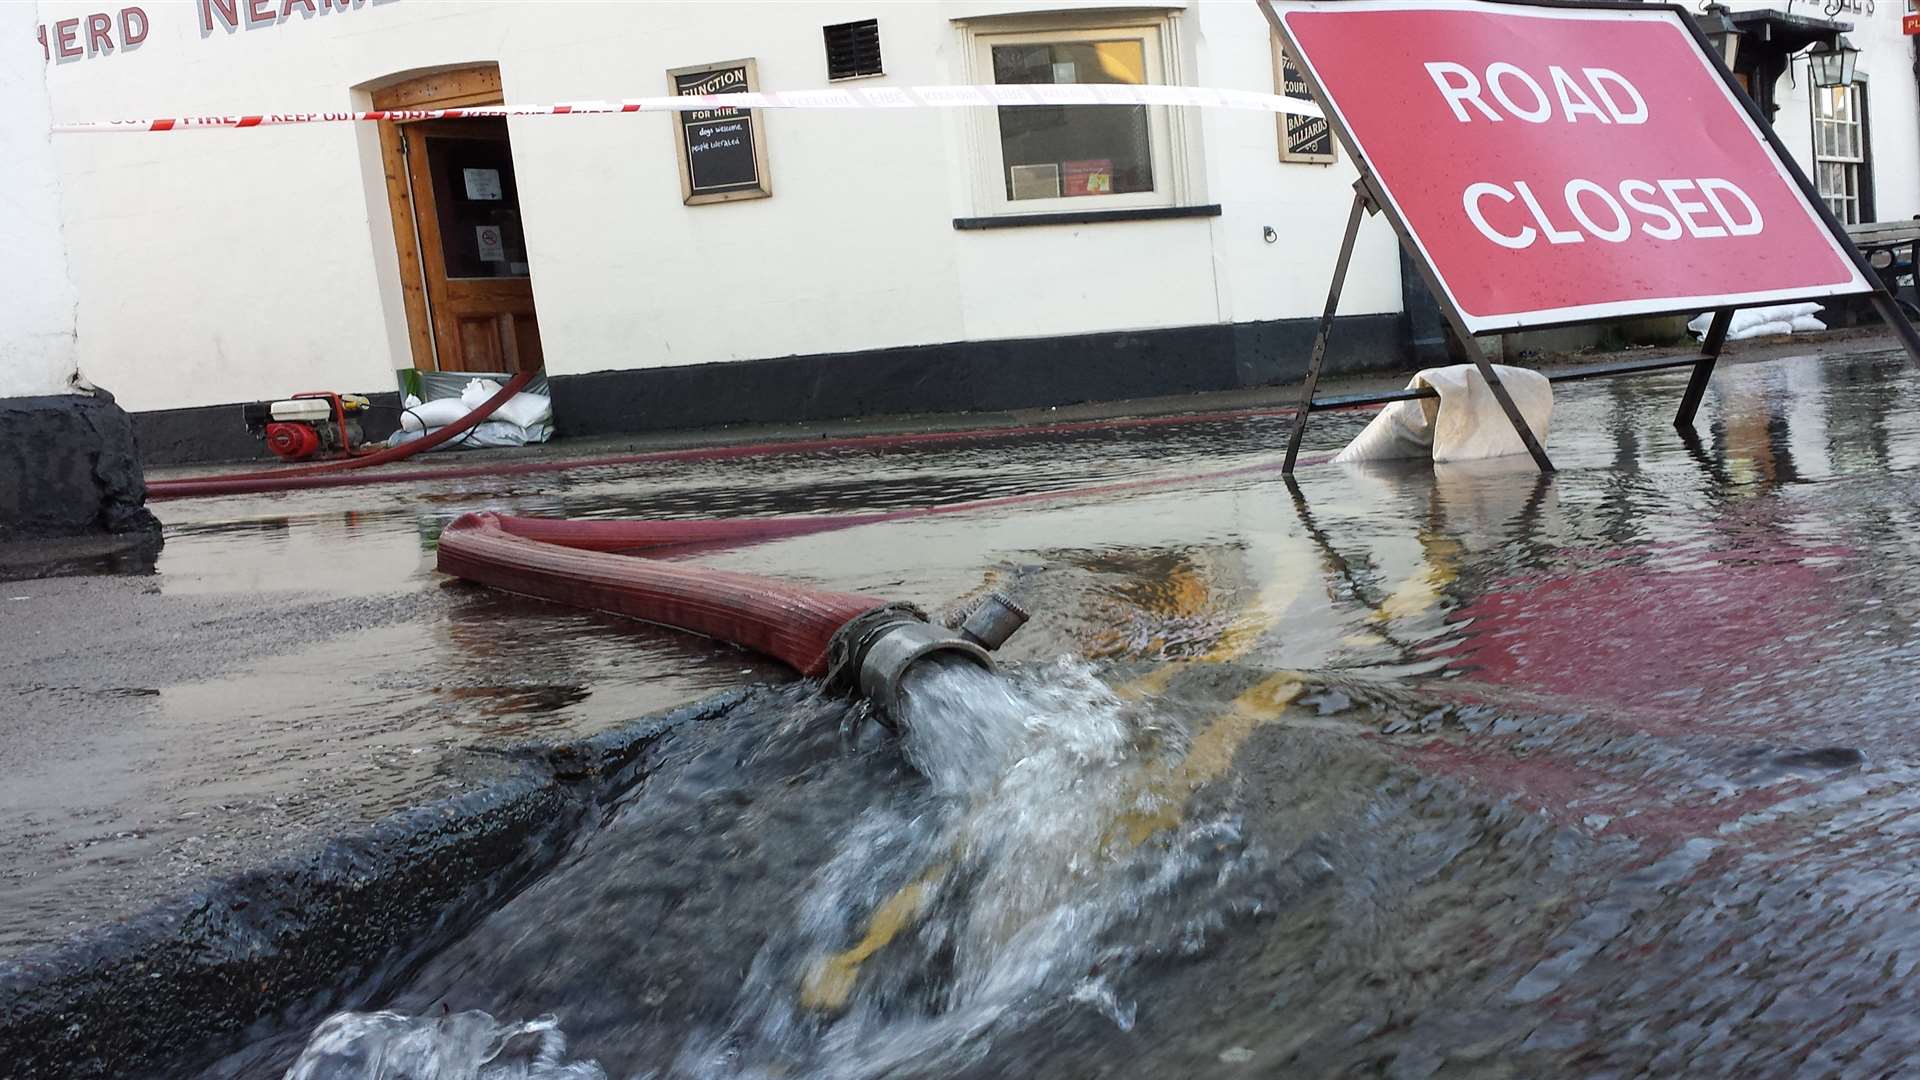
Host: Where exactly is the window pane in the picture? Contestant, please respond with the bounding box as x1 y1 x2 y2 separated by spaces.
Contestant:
427 136 530 280
992 40 1154 200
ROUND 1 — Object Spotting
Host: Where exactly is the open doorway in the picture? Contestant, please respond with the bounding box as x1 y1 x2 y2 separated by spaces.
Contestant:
374 66 544 373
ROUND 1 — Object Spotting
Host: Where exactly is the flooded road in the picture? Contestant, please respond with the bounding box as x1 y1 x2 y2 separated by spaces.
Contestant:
13 345 1920 1076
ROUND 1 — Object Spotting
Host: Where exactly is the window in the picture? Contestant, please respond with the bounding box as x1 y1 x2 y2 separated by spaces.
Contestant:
824 19 882 81
1813 81 1870 224
964 16 1188 216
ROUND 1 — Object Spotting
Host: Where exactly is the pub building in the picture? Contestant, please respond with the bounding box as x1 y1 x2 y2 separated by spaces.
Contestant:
6 0 1917 463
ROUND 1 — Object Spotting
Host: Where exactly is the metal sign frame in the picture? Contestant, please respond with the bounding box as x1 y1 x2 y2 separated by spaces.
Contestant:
1257 0 1920 473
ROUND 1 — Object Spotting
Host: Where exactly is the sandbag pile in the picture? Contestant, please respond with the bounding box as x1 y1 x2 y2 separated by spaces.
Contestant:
388 378 553 450
1687 304 1826 342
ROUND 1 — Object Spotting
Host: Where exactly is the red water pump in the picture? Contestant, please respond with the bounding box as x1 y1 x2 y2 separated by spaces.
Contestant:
241 392 373 462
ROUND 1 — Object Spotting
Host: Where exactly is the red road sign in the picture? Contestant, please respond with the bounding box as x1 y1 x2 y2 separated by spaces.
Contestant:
1274 1 1870 334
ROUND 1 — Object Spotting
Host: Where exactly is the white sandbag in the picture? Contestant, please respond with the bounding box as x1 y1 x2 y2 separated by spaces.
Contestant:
452 420 544 448
1332 364 1552 465
400 395 472 431
1789 315 1828 333
385 419 552 450
459 378 504 405
457 377 551 429
491 392 551 428
1688 303 1823 339
1731 320 1795 341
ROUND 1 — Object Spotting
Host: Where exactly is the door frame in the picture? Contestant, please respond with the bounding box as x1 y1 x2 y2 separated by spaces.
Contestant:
372 65 505 372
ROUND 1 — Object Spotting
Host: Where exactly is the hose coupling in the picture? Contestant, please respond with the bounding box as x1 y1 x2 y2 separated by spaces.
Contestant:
953 592 1030 651
826 593 1029 724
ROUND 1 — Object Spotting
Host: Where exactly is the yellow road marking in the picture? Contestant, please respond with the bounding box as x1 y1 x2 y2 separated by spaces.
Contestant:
799 877 937 1011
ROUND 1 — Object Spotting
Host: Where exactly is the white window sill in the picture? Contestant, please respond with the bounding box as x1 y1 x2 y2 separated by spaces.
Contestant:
952 203 1220 230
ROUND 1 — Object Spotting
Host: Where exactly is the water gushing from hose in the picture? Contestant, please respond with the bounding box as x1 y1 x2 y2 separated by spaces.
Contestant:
284 659 1267 1079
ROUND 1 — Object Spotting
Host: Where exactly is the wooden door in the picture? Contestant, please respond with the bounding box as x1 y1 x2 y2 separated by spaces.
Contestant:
405 119 543 372
373 67 544 374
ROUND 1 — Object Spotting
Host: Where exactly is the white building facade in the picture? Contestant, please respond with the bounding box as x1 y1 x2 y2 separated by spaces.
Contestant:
1725 0 1918 230
13 0 1918 461
4 0 80 400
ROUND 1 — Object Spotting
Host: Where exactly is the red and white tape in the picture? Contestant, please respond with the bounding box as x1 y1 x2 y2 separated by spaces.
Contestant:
50 82 1322 133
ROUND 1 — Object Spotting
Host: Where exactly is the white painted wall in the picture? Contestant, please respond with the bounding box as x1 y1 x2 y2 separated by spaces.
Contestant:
1188 0 1403 328
36 0 1406 413
41 1 1907 416
1 1 80 398
1736 0 1920 221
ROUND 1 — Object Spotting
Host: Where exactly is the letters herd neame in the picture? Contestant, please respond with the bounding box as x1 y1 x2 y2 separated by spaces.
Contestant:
36 0 385 64
1427 61 1765 250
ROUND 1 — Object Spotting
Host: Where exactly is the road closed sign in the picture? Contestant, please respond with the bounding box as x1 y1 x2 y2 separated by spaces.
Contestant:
1272 0 1871 333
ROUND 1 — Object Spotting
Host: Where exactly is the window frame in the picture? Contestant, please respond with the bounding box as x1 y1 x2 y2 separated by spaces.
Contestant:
959 11 1194 219
1811 79 1872 225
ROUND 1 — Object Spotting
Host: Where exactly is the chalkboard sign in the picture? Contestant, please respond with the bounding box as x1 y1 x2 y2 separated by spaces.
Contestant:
1272 37 1336 164
669 59 772 204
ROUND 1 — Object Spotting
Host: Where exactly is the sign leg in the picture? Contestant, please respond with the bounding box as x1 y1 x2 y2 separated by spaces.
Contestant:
1456 335 1555 473
1284 189 1370 473
1675 308 1733 430
1870 290 1920 368
1376 195 1552 473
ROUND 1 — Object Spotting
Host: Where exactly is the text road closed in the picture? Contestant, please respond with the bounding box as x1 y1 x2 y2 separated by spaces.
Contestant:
1278 1 1867 332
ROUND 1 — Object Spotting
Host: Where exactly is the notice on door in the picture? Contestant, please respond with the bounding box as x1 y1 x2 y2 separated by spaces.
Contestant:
463 168 503 201
668 59 772 205
475 224 506 263
1273 0 1869 333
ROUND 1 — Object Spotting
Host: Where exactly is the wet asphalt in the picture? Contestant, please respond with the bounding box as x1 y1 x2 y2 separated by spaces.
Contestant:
9 332 1920 1078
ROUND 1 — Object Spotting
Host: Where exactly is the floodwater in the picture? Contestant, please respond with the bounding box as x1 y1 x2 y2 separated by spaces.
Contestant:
17 346 1920 1077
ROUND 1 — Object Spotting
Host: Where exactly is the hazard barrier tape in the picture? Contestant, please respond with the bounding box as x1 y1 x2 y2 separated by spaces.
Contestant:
50 83 1322 133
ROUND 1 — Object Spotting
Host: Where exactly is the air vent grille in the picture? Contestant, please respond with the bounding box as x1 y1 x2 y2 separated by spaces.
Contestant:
824 19 882 81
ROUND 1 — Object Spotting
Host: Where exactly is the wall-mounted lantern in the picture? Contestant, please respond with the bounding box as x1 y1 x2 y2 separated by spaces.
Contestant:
1808 35 1860 87
1693 2 1743 69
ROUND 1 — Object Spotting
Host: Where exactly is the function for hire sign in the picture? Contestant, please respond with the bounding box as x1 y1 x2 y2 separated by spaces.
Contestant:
1273 0 1870 333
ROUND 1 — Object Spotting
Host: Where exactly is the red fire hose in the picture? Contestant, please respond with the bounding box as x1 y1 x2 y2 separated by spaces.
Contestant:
437 513 1030 717
439 512 882 675
144 389 1309 502
146 370 538 500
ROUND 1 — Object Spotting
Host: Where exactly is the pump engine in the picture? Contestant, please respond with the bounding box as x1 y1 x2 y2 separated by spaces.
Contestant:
241 392 372 462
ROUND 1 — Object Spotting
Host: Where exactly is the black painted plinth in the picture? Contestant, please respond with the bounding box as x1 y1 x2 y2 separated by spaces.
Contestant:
0 393 162 578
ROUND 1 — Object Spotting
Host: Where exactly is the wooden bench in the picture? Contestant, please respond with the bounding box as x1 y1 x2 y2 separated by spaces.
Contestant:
1845 220 1920 317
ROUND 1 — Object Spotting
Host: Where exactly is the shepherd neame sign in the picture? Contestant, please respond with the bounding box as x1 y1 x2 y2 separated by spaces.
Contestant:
37 0 393 64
